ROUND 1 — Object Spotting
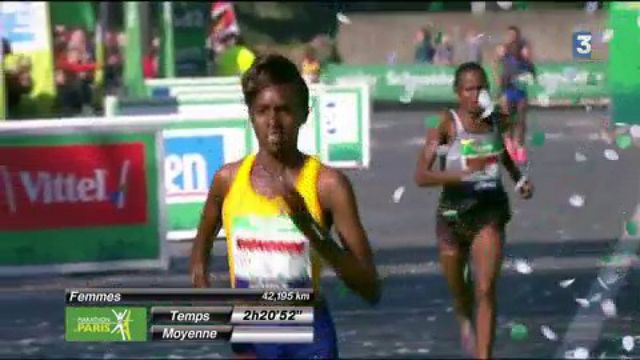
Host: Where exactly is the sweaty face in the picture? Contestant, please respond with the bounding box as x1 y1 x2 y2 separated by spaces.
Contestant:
456 70 487 115
250 84 307 156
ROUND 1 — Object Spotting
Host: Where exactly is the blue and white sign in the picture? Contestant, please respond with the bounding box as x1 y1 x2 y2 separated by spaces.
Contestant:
163 128 247 203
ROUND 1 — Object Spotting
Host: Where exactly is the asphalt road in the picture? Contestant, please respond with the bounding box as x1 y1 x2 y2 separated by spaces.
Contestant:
1 107 640 359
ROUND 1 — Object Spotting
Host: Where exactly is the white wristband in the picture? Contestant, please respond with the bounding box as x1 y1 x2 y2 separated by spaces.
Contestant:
515 176 528 191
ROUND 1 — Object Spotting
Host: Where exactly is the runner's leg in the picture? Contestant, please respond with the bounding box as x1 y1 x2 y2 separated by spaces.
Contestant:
437 218 475 355
470 221 505 359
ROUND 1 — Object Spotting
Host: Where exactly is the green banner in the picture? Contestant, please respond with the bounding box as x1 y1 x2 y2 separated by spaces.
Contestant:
172 2 208 77
609 2 640 124
0 131 166 273
321 62 608 105
65 307 147 342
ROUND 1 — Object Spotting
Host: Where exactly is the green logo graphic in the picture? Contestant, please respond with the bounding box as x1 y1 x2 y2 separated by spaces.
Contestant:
65 307 147 342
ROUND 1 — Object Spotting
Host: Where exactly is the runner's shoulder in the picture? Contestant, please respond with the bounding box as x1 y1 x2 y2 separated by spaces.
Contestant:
316 163 354 205
213 159 244 194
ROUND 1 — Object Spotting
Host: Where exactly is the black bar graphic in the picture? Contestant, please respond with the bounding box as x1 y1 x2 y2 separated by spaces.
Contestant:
150 325 233 342
65 288 314 305
150 306 233 324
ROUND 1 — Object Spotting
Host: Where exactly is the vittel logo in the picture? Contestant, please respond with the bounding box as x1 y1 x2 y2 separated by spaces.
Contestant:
0 160 130 213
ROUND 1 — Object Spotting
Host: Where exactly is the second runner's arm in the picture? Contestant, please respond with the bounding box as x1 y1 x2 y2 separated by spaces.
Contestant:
190 165 231 288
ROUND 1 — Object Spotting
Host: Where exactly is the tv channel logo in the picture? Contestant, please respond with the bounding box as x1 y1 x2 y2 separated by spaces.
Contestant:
573 31 592 59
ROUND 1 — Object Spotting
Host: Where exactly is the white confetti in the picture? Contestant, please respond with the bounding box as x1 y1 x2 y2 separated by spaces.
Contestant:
575 152 587 162
575 298 590 308
602 29 614 43
622 335 635 352
541 325 558 341
585 105 592 112
569 194 585 208
392 186 405 203
336 12 351 24
590 292 602 302
514 259 533 274
574 347 590 359
630 125 640 139
560 278 575 288
597 276 610 290
604 149 619 161
601 299 617 318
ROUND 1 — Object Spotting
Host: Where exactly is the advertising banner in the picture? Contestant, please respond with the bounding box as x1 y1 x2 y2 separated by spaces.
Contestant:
0 132 167 275
163 122 250 239
321 62 608 105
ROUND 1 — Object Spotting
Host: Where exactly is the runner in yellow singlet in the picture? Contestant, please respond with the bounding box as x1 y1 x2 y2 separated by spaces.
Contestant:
190 54 380 359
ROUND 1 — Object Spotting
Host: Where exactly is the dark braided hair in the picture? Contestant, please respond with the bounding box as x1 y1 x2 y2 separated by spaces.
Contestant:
453 62 489 91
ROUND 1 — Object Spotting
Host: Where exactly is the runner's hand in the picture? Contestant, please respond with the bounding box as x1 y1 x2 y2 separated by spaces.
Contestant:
271 170 308 216
518 179 534 199
191 265 210 288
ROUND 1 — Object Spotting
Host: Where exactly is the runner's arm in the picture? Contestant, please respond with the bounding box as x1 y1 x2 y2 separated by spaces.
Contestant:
498 115 524 183
278 169 381 304
414 114 472 187
190 165 231 288
317 170 381 304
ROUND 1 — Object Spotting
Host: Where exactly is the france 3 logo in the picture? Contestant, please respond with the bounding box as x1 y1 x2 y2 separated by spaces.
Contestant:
573 31 592 60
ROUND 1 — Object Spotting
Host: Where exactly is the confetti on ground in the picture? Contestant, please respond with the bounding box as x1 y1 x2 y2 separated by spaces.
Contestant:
585 105 592 112
630 125 640 138
574 152 587 162
531 132 546 147
336 12 351 24
569 194 585 208
589 292 602 303
559 278 575 288
616 134 633 149
604 149 619 161
575 298 590 308
540 325 558 341
626 221 638 236
601 299 617 318
622 335 635 352
510 323 528 340
392 186 405 203
570 347 590 359
514 259 533 274
337 283 349 298
424 115 440 129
